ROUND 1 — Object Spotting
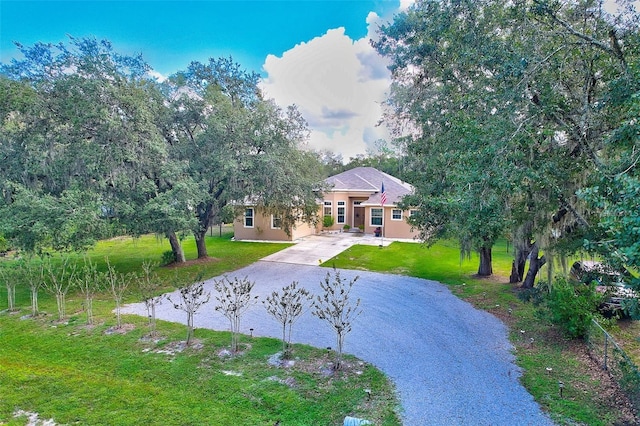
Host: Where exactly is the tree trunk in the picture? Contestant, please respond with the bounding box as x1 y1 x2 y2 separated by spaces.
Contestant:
477 246 493 276
509 261 520 283
516 246 528 281
195 228 208 259
522 242 546 289
167 231 186 263
509 246 531 283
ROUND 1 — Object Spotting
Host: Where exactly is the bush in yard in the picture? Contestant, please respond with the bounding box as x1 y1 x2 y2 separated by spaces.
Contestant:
540 277 604 339
263 281 312 359
0 234 8 253
139 261 164 337
160 250 176 266
312 268 361 370
323 215 334 229
169 279 210 346
0 264 18 311
214 276 258 353
43 256 77 320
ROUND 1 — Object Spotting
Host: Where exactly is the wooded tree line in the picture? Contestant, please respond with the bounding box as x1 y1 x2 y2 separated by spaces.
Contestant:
0 38 324 262
375 0 640 303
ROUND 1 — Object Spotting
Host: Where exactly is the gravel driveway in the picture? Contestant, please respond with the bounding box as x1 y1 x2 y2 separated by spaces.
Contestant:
122 262 554 425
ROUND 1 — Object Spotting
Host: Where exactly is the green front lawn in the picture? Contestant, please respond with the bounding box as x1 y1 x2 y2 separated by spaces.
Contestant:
0 232 400 426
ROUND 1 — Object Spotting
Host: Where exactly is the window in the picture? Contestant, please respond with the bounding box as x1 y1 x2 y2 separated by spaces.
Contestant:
337 201 346 224
271 215 282 229
410 209 419 217
244 208 254 228
371 208 383 226
392 209 402 220
323 201 332 216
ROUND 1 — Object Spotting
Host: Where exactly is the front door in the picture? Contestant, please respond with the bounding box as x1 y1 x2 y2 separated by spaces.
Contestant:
353 206 365 228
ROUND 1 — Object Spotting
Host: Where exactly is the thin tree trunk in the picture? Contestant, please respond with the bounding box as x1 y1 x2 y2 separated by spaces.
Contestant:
86 297 94 325
150 302 157 336
6 285 15 310
477 246 493 276
282 324 288 358
195 229 208 259
31 289 38 316
166 231 186 263
522 242 546 289
115 300 122 328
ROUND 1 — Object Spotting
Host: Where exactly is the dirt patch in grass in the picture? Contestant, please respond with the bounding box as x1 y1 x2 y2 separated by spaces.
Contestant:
165 256 220 269
104 323 136 335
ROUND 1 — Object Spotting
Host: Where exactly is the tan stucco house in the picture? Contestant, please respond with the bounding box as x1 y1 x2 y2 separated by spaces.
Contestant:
233 167 418 241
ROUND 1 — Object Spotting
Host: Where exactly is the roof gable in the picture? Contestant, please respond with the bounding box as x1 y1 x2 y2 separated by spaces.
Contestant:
325 167 413 205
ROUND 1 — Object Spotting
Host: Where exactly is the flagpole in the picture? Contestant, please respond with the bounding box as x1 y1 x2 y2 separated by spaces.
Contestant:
380 180 386 248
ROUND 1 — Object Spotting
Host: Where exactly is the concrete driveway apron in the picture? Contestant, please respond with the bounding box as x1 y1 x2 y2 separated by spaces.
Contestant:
259 232 391 265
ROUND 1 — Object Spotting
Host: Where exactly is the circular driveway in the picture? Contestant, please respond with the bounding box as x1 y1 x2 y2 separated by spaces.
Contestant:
122 262 554 425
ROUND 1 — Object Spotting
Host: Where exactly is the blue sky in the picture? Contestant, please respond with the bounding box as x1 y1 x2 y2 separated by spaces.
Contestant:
1 1 408 159
1 1 400 76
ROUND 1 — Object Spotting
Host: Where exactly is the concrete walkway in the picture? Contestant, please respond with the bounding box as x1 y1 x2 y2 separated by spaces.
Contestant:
260 231 404 265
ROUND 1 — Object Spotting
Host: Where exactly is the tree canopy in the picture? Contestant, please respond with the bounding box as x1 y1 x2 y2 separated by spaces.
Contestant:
375 0 640 284
0 37 322 260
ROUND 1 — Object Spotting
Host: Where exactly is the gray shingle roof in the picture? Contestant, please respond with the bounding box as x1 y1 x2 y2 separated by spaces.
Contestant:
325 167 413 206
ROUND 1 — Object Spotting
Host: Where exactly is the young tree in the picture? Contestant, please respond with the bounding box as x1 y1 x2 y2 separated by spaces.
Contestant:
311 269 362 370
76 257 102 325
139 261 164 336
18 258 44 316
0 265 17 311
169 280 210 346
213 276 258 353
43 256 77 320
263 281 312 359
105 258 132 329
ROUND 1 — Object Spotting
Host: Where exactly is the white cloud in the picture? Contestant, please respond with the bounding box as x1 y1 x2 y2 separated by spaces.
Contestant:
399 0 414 10
260 15 393 160
148 69 167 83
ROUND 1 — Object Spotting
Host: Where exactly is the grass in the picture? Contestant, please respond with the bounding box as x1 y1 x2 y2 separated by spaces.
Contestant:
63 228 292 288
0 231 401 426
325 239 639 425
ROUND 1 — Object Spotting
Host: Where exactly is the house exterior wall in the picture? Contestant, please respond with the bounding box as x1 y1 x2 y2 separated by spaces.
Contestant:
365 206 418 239
233 207 319 241
321 192 418 239
320 191 371 232
234 203 418 240
291 220 319 240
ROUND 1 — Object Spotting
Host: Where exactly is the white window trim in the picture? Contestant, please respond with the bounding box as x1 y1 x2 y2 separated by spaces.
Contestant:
370 208 383 227
271 214 281 229
391 209 403 220
244 208 254 228
323 200 332 217
336 201 346 224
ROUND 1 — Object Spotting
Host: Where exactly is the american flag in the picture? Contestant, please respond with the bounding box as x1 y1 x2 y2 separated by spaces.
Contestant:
380 182 387 206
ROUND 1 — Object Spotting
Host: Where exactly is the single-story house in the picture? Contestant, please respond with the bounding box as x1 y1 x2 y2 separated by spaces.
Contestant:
233 167 419 241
